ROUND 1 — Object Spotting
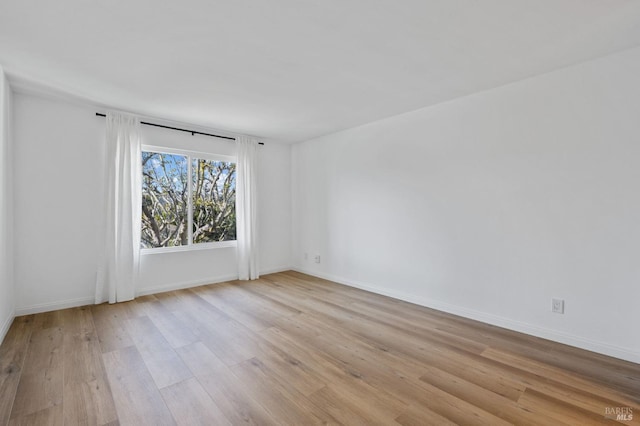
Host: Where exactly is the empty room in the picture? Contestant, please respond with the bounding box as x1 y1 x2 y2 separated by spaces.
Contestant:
1 1 639 425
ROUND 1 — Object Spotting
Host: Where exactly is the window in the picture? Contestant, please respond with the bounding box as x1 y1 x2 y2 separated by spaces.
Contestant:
141 147 236 251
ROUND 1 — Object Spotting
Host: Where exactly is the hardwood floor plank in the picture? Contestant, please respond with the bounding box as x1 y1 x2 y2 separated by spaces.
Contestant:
93 324 134 354
231 356 339 424
165 289 231 322
308 385 390 425
396 378 514 426
483 347 640 406
197 368 280 426
175 341 226 377
517 388 625 425
523 345 640 401
415 341 639 421
10 327 64 419
524 378 640 422
0 316 33 425
347 298 544 357
192 284 281 332
396 342 527 402
151 290 188 312
174 304 268 367
160 377 231 426
236 279 304 317
62 380 117 426
260 326 410 420
118 300 148 319
249 338 327 397
129 295 159 317
32 310 64 331
8 405 63 426
395 404 457 426
91 304 134 354
418 365 562 425
91 303 130 330
125 316 192 389
102 346 175 426
61 307 118 426
142 301 199 349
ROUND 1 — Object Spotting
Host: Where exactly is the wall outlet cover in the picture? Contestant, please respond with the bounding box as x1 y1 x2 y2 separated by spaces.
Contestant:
552 298 565 314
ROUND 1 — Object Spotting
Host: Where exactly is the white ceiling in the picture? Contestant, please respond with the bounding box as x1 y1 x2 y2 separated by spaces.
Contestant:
1 1 640 143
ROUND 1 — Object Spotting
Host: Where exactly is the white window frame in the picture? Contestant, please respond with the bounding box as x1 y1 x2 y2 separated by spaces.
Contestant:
140 145 237 255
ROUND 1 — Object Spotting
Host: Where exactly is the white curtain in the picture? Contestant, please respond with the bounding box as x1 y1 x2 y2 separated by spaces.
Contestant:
236 136 259 280
95 112 142 304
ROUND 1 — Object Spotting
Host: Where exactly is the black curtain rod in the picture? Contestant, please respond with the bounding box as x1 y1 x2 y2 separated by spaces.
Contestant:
95 113 264 145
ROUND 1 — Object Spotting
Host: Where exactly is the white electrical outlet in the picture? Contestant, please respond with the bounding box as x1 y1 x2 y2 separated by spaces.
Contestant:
552 298 564 314
314 255 321 264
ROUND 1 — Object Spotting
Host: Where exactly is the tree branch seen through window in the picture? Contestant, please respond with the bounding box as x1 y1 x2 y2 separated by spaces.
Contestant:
141 150 236 249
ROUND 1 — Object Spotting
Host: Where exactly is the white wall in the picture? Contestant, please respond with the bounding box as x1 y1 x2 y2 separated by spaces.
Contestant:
0 67 15 343
12 92 291 313
292 47 640 363
13 94 103 313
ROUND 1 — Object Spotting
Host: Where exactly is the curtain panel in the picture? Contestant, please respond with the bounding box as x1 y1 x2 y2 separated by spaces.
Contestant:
236 136 259 280
95 112 142 304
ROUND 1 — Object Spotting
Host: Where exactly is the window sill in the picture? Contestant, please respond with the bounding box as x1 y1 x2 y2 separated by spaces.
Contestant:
141 240 237 255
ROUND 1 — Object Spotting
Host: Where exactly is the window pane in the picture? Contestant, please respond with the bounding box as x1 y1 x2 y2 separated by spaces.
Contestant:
141 152 189 248
192 159 236 243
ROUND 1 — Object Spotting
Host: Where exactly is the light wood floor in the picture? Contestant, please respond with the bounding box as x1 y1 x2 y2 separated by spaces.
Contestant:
0 271 638 425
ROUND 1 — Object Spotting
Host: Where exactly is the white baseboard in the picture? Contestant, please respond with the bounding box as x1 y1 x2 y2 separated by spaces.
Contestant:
13 266 292 317
292 267 640 364
0 311 14 345
15 296 95 316
259 265 292 276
